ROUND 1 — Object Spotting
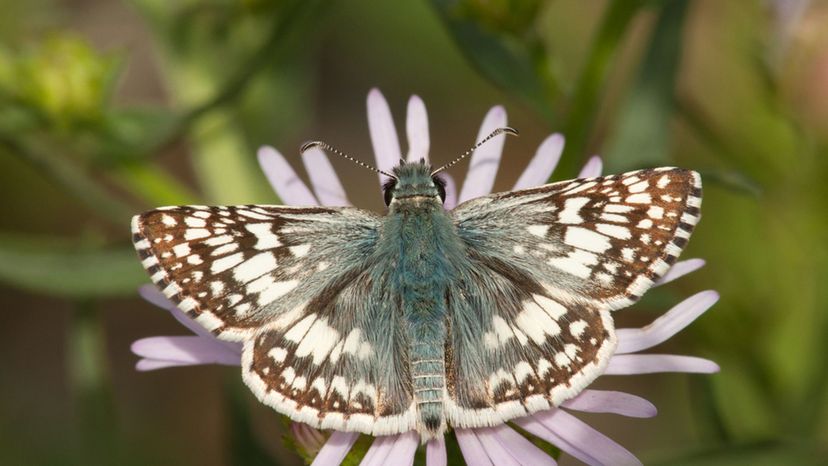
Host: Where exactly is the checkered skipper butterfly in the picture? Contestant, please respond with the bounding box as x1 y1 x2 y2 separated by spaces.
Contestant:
132 127 701 441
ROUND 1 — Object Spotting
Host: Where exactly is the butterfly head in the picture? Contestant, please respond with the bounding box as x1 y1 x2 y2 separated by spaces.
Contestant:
383 159 446 207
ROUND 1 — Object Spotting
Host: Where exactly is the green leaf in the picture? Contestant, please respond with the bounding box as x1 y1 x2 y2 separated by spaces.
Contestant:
430 0 553 120
604 0 690 172
0 234 146 298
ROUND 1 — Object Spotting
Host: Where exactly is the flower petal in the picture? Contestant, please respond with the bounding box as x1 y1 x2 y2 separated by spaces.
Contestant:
458 106 507 203
311 431 359 466
302 147 351 206
361 435 396 466
138 285 241 353
562 389 657 418
456 429 494 466
512 134 564 190
577 156 603 178
257 146 319 205
475 428 520 466
514 409 642 466
655 259 705 286
491 424 557 465
605 354 720 375
441 172 458 210
426 437 447 466
131 336 241 367
367 88 402 183
385 431 418 466
406 95 430 162
615 290 719 354
135 359 193 371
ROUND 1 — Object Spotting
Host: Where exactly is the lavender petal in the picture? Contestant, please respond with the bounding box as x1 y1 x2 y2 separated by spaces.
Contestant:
291 422 326 456
406 95 430 162
615 291 719 354
491 424 557 465
135 359 193 371
605 354 721 375
655 259 706 286
360 435 394 466
367 88 402 183
562 389 657 418
302 147 351 206
515 410 642 466
475 428 520 466
131 336 241 367
311 431 359 466
456 429 494 466
577 156 603 178
257 146 319 205
385 431 418 466
513 134 564 190
426 437 447 466
458 106 507 203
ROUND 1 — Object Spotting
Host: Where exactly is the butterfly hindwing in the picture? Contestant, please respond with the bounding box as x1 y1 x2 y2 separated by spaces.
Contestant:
243 267 416 434
445 168 700 425
444 264 615 427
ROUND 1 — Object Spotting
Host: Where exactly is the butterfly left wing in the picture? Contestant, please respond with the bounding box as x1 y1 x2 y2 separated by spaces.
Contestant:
444 168 701 427
133 205 417 434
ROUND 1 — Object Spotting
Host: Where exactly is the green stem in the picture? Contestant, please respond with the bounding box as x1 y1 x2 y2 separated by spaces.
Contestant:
68 300 118 463
554 0 644 180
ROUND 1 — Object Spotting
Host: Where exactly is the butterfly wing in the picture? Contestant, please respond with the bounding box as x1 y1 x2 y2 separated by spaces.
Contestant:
132 205 415 434
445 168 701 427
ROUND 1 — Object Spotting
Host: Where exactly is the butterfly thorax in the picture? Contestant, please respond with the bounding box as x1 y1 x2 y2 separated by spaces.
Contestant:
382 162 459 439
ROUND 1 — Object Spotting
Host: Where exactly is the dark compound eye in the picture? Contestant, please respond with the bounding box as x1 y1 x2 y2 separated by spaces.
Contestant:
382 179 396 206
432 176 447 204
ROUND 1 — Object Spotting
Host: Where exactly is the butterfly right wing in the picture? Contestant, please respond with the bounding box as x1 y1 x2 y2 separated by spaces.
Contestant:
133 205 416 434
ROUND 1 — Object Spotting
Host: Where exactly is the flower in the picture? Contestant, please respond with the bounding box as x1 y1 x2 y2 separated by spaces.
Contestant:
132 89 719 465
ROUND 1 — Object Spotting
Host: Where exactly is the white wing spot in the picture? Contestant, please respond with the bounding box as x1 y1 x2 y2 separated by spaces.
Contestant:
527 225 549 237
626 193 652 204
559 197 590 224
595 223 631 240
564 227 611 253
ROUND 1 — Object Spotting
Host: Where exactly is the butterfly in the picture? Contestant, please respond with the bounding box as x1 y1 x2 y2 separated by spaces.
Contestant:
132 127 701 442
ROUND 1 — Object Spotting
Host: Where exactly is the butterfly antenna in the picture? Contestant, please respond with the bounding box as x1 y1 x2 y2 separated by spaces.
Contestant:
430 127 519 176
300 141 397 179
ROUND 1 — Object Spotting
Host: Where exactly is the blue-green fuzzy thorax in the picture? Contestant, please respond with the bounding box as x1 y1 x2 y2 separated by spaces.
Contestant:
387 161 443 203
378 161 465 436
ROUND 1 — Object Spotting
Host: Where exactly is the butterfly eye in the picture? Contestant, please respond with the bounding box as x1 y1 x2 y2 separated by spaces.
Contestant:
382 179 396 206
432 176 447 204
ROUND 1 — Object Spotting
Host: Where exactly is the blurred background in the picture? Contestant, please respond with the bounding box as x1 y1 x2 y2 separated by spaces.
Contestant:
1 0 827 464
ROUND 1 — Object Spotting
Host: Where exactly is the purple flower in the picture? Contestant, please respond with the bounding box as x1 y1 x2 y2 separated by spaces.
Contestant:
132 89 719 465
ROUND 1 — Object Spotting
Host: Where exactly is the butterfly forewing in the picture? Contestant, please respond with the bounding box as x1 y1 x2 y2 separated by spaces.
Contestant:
452 167 701 310
132 205 379 340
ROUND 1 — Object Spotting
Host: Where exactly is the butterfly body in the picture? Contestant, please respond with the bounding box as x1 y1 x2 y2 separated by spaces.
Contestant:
132 159 702 442
380 161 466 436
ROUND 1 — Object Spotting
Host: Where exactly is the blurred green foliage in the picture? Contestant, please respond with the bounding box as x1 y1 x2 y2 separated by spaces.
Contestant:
0 0 827 465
